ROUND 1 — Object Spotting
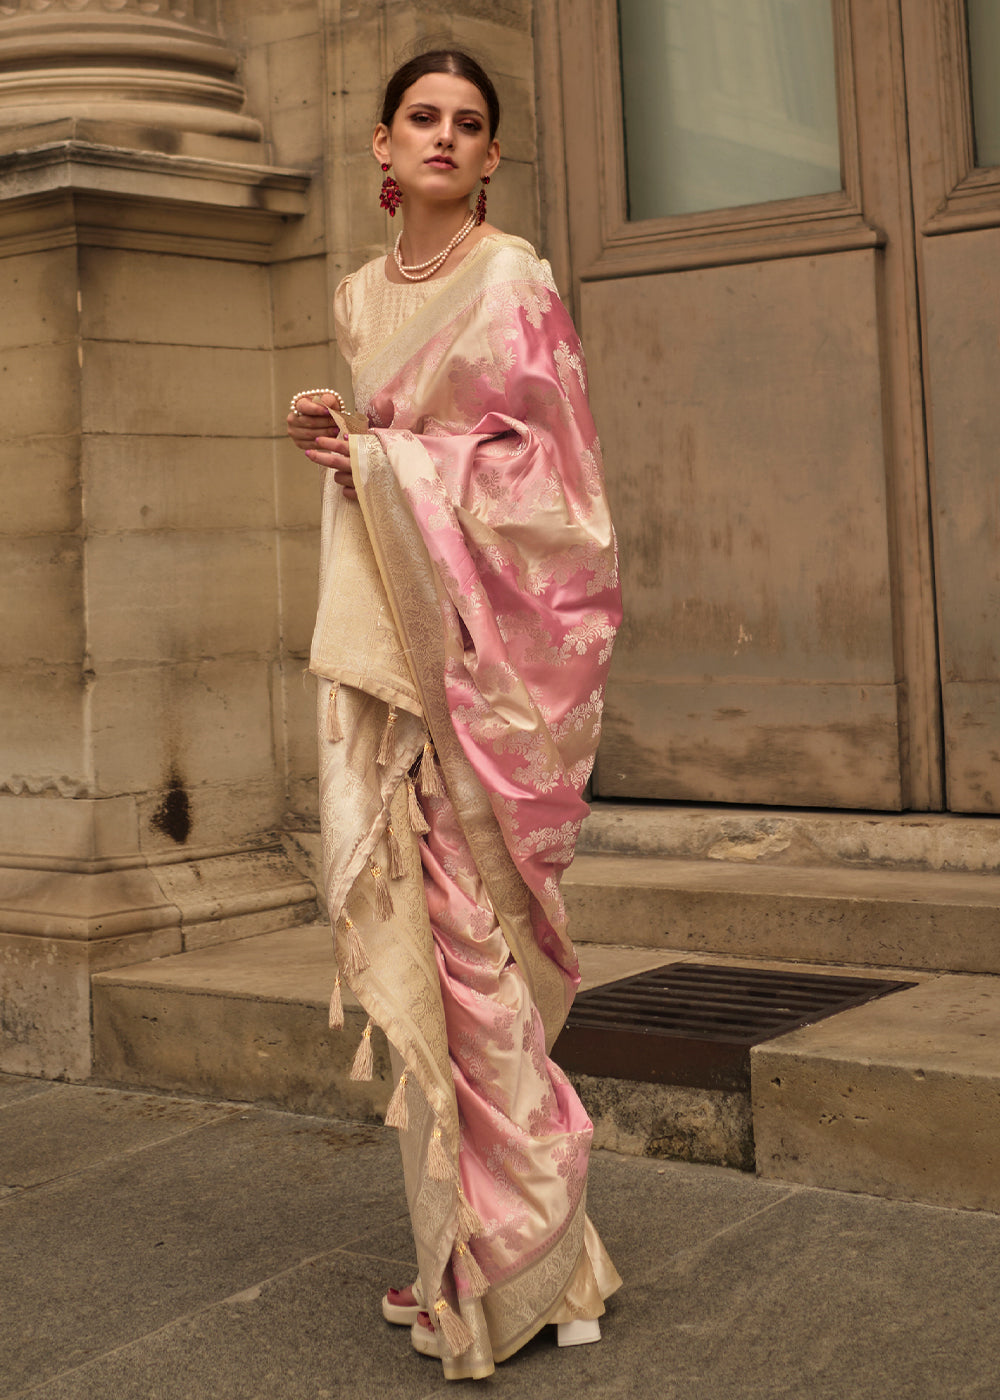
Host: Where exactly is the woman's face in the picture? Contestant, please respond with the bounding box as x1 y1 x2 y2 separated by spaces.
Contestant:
373 71 500 206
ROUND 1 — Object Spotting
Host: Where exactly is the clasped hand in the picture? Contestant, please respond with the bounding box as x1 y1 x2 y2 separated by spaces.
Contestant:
286 394 357 500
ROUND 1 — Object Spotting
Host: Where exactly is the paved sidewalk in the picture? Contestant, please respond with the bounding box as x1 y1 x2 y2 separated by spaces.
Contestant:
2 1074 998 1400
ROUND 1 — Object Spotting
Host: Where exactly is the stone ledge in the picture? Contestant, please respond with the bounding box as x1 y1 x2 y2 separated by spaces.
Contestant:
0 116 268 164
564 852 1000 974
752 974 1000 1211
0 139 308 210
0 847 315 942
1 848 318 1080
579 802 1000 875
0 132 310 259
89 926 1000 1208
91 927 678 1123
569 1070 753 1172
92 923 387 1121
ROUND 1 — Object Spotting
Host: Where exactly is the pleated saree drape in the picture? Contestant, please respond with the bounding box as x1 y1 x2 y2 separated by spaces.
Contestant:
310 234 622 1380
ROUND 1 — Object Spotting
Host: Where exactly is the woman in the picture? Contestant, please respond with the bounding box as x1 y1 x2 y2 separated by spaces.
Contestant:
287 50 622 1382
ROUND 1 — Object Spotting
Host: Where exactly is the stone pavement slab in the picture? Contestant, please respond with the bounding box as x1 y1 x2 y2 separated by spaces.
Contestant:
0 1074 55 1109
3 1078 1000 1399
0 1089 403 1395
0 1082 238 1188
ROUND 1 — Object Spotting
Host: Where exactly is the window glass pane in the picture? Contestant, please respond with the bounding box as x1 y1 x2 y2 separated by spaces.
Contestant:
619 0 842 220
967 0 1000 168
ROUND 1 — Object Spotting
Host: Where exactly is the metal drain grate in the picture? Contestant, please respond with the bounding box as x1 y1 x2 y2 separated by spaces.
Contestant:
552 962 915 1092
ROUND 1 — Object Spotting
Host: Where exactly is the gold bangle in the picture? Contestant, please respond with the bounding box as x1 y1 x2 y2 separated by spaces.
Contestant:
289 387 344 415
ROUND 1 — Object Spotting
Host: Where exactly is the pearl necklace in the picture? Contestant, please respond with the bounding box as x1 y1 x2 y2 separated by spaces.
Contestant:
393 212 476 282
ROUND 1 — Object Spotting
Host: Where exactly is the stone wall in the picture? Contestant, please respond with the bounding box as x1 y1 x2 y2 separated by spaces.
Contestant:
0 0 541 1078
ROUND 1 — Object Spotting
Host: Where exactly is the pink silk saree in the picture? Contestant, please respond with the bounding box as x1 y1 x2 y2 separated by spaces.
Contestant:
310 234 622 1380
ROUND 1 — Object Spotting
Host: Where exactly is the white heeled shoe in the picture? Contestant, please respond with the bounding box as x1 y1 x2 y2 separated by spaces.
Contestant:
556 1317 602 1347
382 1278 424 1326
411 1311 440 1356
406 1297 603 1357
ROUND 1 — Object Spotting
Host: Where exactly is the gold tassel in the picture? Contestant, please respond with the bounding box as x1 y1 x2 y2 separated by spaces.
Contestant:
427 1122 453 1181
342 914 370 976
326 682 343 742
454 1241 490 1299
456 1187 483 1241
384 1069 409 1130
407 778 431 835
328 973 344 1030
419 740 444 798
386 821 405 879
349 1017 374 1081
376 705 397 766
371 860 394 920
434 1297 474 1355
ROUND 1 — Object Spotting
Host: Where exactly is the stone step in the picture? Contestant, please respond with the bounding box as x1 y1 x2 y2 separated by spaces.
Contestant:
90 925 677 1124
563 852 1000 974
93 922 374 1123
751 973 1000 1213
578 801 1000 874
91 927 760 1168
91 925 1000 1209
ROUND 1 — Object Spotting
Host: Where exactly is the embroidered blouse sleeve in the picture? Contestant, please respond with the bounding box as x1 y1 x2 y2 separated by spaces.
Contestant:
333 273 355 368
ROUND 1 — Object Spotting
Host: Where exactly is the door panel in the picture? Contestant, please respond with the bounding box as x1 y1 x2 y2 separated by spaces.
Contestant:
903 2 1000 813
586 249 902 806
923 231 1000 810
555 0 1000 812
554 0 939 809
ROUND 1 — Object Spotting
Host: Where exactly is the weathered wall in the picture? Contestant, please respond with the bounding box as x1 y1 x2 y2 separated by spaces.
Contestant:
0 0 542 1078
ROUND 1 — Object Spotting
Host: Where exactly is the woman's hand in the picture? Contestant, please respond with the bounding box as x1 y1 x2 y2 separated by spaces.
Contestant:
286 393 341 451
287 395 356 499
306 434 356 500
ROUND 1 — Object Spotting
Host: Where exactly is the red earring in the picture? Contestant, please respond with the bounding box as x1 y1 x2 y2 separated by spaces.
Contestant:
475 175 490 226
380 164 402 217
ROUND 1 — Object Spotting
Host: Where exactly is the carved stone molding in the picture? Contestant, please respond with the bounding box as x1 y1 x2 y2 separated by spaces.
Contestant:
0 2 215 19
0 0 260 139
0 1 215 20
0 129 310 259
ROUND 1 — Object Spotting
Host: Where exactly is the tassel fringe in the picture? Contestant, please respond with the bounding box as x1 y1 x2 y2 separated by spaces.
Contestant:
376 705 398 766
349 1017 374 1081
328 973 344 1030
386 822 405 879
454 1241 490 1298
427 1123 453 1181
371 861 394 920
407 779 431 835
419 741 444 797
342 914 370 976
384 1069 409 1130
456 1187 483 1241
326 683 343 742
434 1298 474 1355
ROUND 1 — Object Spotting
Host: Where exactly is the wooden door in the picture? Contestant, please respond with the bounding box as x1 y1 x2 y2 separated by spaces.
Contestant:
548 0 944 810
902 4 1000 812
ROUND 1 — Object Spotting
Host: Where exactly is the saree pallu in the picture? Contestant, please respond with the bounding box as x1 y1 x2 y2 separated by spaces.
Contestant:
310 235 622 1380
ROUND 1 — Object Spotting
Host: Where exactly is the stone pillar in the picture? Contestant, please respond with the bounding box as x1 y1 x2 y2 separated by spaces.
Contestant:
0 0 545 1082
0 2 317 1080
0 1 259 137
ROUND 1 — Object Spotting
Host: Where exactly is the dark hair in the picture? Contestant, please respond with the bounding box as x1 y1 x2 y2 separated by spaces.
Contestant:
380 50 500 140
